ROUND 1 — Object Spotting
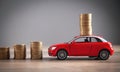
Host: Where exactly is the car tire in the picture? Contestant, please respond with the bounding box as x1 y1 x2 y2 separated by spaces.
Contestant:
99 50 110 60
57 50 67 60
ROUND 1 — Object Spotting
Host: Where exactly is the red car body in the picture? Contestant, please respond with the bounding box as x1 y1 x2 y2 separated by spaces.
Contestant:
48 36 114 60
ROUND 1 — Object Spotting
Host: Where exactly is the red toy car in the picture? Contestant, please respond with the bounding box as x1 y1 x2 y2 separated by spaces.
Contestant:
48 36 114 60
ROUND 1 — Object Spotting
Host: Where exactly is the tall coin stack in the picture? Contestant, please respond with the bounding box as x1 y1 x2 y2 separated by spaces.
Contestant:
30 41 42 60
14 44 26 59
80 13 92 36
0 47 10 60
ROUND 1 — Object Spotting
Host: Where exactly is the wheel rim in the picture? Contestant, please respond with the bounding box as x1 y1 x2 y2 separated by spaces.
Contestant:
100 50 109 59
58 51 67 59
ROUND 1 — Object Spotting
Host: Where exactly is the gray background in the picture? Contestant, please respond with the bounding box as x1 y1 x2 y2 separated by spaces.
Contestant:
0 0 120 46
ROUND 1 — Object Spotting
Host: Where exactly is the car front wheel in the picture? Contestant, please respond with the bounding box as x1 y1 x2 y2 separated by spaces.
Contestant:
99 50 110 60
57 50 67 60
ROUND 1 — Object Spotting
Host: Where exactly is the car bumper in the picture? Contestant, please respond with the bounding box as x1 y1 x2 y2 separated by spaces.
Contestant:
48 49 56 56
110 49 114 55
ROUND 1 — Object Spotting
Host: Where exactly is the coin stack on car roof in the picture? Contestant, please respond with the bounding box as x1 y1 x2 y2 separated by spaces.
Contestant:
80 13 92 36
0 47 10 60
30 41 42 60
14 44 26 59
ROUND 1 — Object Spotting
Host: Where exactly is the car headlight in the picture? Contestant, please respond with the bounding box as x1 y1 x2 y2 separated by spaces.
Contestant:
51 47 56 50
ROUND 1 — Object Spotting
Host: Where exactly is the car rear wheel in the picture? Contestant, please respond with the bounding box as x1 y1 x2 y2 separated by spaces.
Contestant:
57 50 67 60
99 50 110 60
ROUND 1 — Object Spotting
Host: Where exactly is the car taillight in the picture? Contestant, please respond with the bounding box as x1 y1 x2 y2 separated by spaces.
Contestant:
108 42 112 48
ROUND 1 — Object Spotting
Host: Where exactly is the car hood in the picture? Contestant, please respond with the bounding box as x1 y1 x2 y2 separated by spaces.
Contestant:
51 42 69 47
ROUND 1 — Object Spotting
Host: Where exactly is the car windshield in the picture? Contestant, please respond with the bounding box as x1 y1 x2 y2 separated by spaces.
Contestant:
67 37 78 43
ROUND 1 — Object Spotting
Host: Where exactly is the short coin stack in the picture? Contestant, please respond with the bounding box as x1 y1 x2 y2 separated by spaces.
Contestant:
14 44 26 59
0 47 10 60
80 13 92 36
30 41 42 60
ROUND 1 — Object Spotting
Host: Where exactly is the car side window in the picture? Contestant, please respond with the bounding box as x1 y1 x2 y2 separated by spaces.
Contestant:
91 37 102 42
75 37 89 43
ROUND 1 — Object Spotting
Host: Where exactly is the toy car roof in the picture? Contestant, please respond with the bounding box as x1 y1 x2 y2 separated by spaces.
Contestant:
74 35 103 38
74 35 107 42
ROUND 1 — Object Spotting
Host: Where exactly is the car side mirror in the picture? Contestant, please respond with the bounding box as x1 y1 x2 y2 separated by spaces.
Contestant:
70 41 75 44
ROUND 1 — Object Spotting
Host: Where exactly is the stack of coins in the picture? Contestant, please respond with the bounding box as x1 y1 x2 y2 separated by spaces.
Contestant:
80 13 92 36
14 44 26 59
30 41 42 60
0 47 10 60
